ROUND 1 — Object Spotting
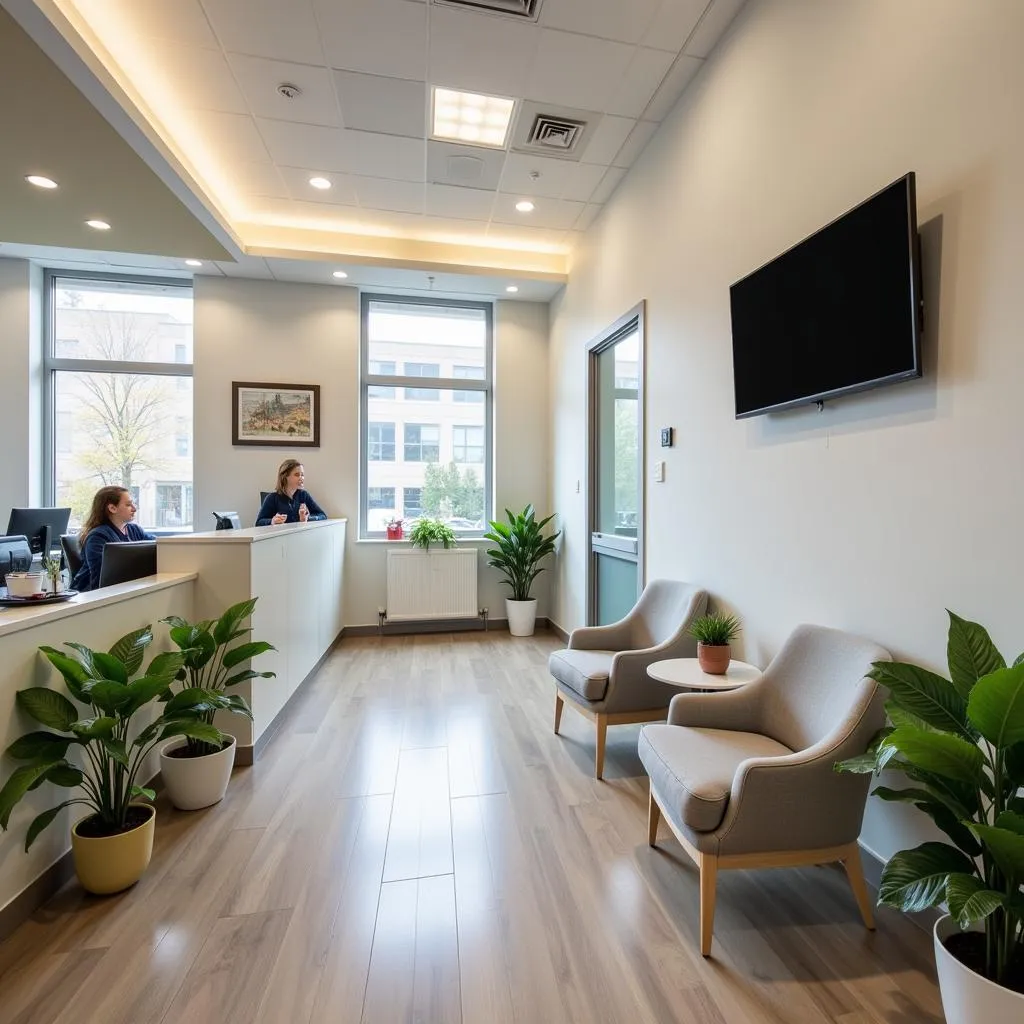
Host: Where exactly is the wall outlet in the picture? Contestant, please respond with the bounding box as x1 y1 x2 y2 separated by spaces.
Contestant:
653 460 665 482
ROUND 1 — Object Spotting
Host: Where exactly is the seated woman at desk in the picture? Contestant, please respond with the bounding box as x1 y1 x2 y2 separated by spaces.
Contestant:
255 459 327 526
73 486 154 592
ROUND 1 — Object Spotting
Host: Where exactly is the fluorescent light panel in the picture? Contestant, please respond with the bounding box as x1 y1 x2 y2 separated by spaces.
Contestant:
432 87 514 148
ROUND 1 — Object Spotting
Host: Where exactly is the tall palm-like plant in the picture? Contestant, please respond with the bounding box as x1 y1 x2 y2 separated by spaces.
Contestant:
484 505 559 601
836 611 1024 989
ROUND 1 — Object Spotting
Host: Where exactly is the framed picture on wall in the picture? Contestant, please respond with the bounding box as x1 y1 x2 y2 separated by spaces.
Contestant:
231 381 321 447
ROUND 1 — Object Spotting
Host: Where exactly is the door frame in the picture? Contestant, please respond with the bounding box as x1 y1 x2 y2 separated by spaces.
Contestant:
585 300 646 626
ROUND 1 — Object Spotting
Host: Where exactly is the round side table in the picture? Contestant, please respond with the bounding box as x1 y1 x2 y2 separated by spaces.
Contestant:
646 658 761 691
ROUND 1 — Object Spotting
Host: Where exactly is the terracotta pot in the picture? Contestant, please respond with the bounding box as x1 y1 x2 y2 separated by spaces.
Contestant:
697 642 731 675
71 804 155 895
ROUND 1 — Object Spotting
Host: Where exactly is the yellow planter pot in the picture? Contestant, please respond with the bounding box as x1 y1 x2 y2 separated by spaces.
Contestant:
70 804 156 895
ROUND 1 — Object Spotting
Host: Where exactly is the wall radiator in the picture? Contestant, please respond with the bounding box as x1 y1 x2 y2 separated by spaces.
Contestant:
385 548 478 621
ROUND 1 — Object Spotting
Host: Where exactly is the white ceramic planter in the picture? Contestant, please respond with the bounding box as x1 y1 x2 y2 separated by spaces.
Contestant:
506 598 538 637
5 572 47 597
159 735 237 810
934 914 1024 1024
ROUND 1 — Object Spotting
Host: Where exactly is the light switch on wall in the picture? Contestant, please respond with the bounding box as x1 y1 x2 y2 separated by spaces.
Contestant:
653 460 665 482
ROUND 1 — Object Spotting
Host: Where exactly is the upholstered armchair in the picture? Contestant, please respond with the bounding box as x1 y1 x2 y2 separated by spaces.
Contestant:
639 623 889 956
549 580 708 779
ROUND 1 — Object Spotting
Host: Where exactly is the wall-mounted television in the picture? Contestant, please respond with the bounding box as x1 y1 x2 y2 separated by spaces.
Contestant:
730 173 923 419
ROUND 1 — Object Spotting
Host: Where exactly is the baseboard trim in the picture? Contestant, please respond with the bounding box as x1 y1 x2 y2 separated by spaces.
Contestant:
548 619 569 642
341 617 558 637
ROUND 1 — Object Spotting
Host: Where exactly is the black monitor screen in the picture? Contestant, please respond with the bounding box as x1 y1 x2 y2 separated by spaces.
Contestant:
98 541 157 588
730 174 922 418
6 507 71 555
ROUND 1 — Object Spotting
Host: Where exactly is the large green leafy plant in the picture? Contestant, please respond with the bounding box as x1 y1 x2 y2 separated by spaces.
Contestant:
484 505 559 602
0 626 220 847
161 598 275 758
837 611 1024 988
407 518 457 551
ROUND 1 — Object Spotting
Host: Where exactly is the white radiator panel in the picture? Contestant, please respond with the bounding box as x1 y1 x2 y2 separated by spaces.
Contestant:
386 548 478 621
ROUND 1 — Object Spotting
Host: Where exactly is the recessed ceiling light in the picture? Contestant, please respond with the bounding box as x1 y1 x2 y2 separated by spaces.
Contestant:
515 200 534 213
185 259 203 267
309 176 332 190
506 285 519 293
85 219 111 230
25 175 58 189
432 87 514 149
332 270 348 279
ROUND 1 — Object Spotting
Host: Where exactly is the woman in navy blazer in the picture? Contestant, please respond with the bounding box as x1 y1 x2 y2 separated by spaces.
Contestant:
255 459 327 526
72 486 155 592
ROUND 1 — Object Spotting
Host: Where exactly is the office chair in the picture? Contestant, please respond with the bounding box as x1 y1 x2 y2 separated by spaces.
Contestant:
61 533 83 578
0 535 34 585
98 541 157 588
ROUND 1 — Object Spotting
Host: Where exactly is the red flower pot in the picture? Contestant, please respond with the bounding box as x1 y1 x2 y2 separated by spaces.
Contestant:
386 523 403 540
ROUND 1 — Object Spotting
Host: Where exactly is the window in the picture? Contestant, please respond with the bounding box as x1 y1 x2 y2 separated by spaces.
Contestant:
361 296 492 537
368 422 395 461
368 487 395 509
404 361 440 401
45 273 194 533
452 425 484 464
404 424 440 463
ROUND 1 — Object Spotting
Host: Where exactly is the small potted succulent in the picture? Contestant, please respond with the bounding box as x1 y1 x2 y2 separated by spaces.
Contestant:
41 555 64 594
408 517 457 551
689 612 742 674
385 516 404 541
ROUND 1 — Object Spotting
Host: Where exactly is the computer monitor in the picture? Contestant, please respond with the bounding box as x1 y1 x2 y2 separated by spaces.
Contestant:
0 535 33 584
6 507 71 557
212 511 241 530
98 541 157 588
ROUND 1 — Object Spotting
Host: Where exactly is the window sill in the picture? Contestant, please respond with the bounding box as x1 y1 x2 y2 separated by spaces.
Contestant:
356 536 489 544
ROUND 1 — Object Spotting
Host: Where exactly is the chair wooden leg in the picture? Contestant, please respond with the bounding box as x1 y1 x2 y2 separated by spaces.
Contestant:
554 693 564 734
648 788 661 846
698 853 718 957
841 843 876 930
595 714 607 780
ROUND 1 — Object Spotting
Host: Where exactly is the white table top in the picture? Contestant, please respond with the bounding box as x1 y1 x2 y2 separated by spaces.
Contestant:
647 657 761 690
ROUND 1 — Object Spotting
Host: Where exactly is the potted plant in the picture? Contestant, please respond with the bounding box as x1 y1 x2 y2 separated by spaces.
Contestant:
689 612 742 674
484 505 559 637
0 626 215 894
157 598 275 810
836 611 1024 1022
385 516 404 541
41 554 64 594
408 518 457 551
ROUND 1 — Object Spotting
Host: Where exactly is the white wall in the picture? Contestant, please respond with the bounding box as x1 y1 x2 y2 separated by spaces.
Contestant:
194 277 551 627
550 0 1024 862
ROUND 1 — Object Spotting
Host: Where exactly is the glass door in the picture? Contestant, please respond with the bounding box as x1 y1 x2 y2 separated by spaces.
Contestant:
588 307 644 625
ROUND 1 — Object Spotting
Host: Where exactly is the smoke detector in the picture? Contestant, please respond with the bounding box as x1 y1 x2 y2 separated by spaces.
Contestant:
277 83 302 99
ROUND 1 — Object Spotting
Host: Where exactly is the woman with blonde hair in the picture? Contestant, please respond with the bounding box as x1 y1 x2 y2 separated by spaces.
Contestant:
73 486 154 591
255 459 327 526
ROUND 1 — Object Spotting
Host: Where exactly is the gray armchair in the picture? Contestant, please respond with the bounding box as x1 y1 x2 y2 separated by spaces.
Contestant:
639 624 889 956
548 579 708 778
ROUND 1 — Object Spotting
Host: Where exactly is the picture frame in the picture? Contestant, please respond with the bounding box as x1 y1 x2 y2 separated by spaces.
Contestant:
231 381 321 448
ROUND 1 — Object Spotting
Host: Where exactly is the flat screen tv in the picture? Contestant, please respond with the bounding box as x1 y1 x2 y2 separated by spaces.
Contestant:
730 173 923 418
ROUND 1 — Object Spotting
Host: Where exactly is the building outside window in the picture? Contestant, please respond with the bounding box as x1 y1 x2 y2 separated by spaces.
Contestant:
360 296 492 536
46 273 194 532
368 487 395 509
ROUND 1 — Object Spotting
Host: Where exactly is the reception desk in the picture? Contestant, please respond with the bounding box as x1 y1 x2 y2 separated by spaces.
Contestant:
157 518 346 757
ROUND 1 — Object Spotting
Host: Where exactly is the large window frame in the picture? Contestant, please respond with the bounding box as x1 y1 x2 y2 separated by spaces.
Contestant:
42 269 195 530
360 294 493 539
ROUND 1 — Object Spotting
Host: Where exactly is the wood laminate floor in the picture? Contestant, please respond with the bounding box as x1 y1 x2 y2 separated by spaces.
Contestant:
0 632 943 1024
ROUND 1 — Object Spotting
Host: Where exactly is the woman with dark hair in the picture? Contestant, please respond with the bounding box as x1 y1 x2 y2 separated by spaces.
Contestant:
73 486 154 591
255 459 327 526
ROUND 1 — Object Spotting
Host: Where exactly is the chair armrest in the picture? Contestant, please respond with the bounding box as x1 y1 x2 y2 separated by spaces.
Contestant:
569 619 633 651
667 683 764 732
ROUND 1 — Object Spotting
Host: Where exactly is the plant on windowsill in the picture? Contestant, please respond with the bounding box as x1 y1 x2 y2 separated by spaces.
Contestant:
835 611 1024 1022
157 598 276 811
0 626 211 894
689 612 742 675
484 505 559 637
407 518 457 551
385 516 404 541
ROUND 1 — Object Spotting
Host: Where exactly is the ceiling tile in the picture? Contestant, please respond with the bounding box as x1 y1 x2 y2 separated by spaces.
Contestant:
492 195 585 231
189 111 271 164
278 166 359 205
229 161 289 198
606 47 674 118
540 0 663 46
685 0 748 59
427 6 540 98
498 153 576 200
334 72 425 139
427 141 506 191
352 176 425 215
641 0 709 52
425 184 496 222
645 55 703 122
525 29 634 111
228 55 340 126
314 0 427 80
256 119 346 171
110 0 219 47
613 120 658 168
560 162 608 203
578 115 634 165
202 0 324 64
154 44 248 114
337 131 426 182
590 166 627 205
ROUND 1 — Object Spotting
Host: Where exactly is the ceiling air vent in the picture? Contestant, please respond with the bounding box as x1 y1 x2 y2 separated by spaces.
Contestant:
431 0 543 22
527 115 585 153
